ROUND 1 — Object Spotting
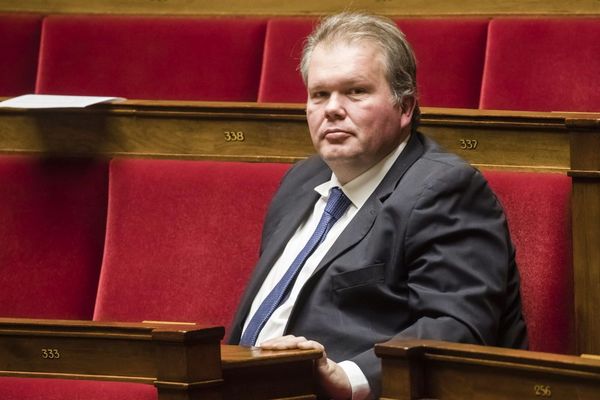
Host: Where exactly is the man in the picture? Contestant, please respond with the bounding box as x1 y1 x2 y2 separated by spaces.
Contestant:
229 12 527 399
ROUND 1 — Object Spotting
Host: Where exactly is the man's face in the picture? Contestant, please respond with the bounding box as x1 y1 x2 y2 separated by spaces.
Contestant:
306 40 413 183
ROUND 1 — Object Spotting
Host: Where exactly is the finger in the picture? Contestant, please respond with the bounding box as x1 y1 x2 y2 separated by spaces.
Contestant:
262 335 306 346
297 340 327 360
296 340 324 351
259 335 307 349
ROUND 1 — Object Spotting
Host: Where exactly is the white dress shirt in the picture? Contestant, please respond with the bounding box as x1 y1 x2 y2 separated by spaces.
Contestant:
242 136 409 399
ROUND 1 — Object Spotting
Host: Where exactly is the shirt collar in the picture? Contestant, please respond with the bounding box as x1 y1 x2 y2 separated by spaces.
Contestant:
315 134 410 209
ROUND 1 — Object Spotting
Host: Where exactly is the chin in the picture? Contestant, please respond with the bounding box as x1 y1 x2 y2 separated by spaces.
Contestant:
318 145 358 161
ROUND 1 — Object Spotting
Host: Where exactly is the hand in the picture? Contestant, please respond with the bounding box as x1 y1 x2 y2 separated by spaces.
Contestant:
259 335 352 399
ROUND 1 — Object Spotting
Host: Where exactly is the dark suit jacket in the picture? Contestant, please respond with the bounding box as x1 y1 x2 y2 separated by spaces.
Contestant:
229 132 528 397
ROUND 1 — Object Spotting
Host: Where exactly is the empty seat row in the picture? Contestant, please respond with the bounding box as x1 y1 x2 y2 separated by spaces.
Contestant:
0 155 288 333
0 153 573 355
0 156 288 400
1 13 599 111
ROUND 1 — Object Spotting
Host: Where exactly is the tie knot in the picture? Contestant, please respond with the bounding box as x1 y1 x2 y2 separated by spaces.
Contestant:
325 187 351 221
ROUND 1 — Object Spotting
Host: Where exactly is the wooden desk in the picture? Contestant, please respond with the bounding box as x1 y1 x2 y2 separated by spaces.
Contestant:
0 100 596 171
0 318 320 399
221 345 318 399
376 338 600 400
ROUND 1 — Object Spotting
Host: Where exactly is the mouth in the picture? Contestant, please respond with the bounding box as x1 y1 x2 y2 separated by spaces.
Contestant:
322 128 352 141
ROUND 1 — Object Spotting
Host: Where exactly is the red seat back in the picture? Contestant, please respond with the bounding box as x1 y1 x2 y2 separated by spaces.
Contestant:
258 17 489 109
0 156 108 319
396 18 489 109
0 14 42 96
94 159 289 332
480 18 600 112
484 170 573 353
258 18 316 103
36 16 267 101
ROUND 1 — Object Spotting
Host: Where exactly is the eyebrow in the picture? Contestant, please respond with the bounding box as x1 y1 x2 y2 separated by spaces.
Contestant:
308 76 373 91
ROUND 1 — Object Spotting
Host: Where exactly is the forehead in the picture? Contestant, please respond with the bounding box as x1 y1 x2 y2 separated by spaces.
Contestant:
307 40 387 85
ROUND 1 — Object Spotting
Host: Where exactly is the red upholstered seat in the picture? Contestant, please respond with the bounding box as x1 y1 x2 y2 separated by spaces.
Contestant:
0 156 108 319
395 18 489 109
480 18 600 112
0 159 287 400
0 377 156 400
0 13 42 96
36 16 267 101
258 17 489 108
94 159 290 332
483 170 573 354
257 18 316 103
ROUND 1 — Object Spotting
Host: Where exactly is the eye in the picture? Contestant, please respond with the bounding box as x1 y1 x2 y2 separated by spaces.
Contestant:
310 91 329 101
348 87 367 96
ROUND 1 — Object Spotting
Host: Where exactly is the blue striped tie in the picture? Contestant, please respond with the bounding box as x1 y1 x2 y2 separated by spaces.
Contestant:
240 187 351 346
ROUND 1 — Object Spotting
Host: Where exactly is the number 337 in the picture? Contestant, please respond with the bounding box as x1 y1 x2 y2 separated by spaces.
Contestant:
459 139 478 150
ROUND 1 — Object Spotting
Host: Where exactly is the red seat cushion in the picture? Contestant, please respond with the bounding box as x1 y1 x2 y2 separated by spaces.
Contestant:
0 377 156 400
36 16 267 101
484 171 573 353
94 159 289 332
0 14 42 96
258 17 489 108
0 156 108 319
480 18 600 112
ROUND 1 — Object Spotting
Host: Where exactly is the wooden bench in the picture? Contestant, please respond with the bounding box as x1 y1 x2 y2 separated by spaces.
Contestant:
0 101 597 397
375 338 600 400
0 318 320 399
1 101 597 352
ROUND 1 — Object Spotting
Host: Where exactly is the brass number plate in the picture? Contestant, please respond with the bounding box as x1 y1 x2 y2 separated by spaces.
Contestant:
41 348 60 359
459 139 478 150
224 131 246 142
534 384 552 397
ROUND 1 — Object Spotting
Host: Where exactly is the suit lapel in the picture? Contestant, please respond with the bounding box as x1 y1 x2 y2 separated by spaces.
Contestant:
311 132 426 277
232 161 330 328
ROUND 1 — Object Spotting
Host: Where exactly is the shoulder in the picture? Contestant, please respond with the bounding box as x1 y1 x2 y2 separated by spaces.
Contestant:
285 154 330 182
406 133 486 192
273 154 330 196
261 155 329 223
388 134 501 222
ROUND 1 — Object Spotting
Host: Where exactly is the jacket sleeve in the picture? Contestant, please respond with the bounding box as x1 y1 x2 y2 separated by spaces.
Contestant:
351 162 524 396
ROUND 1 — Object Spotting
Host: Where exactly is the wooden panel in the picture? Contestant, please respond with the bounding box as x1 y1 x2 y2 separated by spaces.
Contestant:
0 318 223 387
0 0 599 16
0 318 320 400
570 126 600 355
0 100 586 171
0 318 224 399
0 101 312 162
420 108 572 171
376 339 600 400
221 345 318 399
572 182 600 355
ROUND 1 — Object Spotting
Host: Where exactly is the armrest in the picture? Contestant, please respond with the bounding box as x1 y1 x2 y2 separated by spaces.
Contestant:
375 338 600 400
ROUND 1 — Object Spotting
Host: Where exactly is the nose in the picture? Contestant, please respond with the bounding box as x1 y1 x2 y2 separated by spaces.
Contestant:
324 93 346 121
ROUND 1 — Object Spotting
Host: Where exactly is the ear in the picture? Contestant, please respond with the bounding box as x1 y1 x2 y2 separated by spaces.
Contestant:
399 96 416 129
